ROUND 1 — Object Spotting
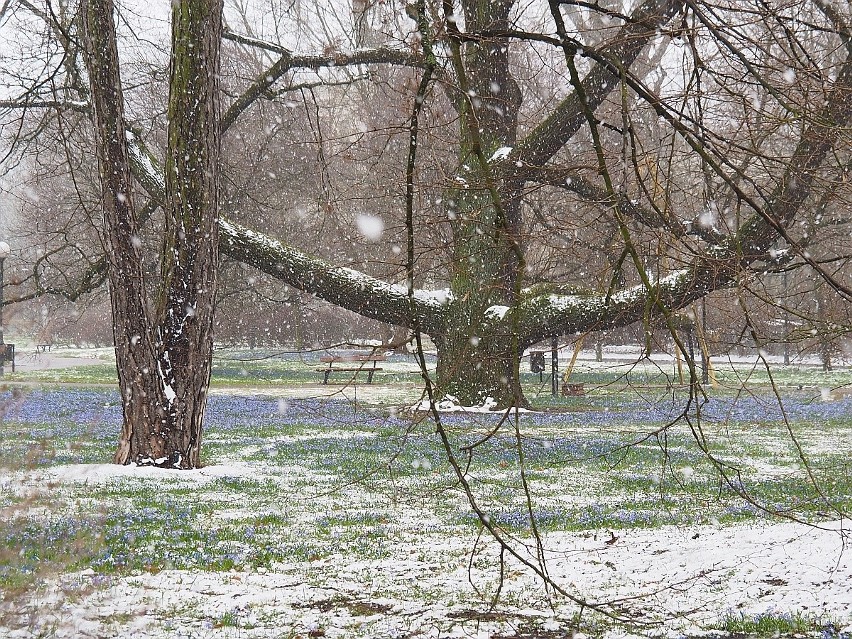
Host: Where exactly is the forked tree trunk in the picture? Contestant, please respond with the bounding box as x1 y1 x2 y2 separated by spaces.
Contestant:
82 0 223 468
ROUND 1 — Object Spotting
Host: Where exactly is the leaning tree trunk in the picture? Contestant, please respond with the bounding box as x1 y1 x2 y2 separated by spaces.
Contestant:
82 0 167 463
83 0 223 468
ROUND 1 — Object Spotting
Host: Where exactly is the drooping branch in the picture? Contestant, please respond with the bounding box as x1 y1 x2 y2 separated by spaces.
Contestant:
123 129 446 335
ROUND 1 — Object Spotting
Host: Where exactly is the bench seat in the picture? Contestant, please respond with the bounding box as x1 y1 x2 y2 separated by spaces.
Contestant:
316 353 386 384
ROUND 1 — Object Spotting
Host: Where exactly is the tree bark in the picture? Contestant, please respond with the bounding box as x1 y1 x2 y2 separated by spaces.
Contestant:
82 0 223 466
81 0 165 464
153 0 223 468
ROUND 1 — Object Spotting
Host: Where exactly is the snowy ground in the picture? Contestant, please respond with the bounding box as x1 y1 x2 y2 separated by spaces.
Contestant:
2 459 851 639
1 351 852 638
4 477 852 639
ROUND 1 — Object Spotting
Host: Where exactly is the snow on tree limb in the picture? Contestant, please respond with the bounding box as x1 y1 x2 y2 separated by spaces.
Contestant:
218 219 447 334
124 131 446 335
517 268 715 346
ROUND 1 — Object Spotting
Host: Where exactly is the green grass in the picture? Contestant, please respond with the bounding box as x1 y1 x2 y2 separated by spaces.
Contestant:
214 610 241 628
2 364 852 628
10 350 851 402
717 610 839 636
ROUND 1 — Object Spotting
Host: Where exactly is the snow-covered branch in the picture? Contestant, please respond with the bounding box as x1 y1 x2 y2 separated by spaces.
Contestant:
517 267 717 346
219 219 448 334
125 129 447 335
0 98 89 112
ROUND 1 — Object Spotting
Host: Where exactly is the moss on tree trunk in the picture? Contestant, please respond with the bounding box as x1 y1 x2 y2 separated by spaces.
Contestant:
83 0 223 468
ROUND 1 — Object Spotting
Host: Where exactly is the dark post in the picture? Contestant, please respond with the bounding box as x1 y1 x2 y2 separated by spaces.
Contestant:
551 335 558 397
783 270 790 366
0 241 9 376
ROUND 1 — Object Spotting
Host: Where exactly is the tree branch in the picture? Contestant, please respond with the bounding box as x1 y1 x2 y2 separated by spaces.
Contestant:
218 219 448 334
528 165 688 235
123 129 446 335
511 0 683 169
221 33 425 132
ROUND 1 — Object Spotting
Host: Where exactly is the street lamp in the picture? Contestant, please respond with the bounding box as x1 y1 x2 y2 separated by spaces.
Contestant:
0 241 11 376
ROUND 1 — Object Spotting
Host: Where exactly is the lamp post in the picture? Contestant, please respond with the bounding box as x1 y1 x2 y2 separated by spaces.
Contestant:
0 241 10 376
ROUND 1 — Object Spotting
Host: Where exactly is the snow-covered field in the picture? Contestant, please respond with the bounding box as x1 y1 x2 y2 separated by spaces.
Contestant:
1 354 852 638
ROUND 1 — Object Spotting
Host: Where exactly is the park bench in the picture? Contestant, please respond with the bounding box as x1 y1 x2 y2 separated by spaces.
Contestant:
317 353 386 384
36 343 52 353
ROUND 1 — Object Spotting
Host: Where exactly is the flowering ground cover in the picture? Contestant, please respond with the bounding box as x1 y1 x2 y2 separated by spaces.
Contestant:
0 377 851 638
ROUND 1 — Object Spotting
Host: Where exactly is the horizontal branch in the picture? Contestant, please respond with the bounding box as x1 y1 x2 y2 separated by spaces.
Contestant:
219 219 448 334
221 34 425 131
0 98 89 112
223 29 425 70
517 266 720 346
125 129 447 335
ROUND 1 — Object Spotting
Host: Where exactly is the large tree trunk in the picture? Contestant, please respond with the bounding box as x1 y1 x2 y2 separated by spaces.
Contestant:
150 0 223 468
435 0 525 407
83 0 222 468
81 0 166 464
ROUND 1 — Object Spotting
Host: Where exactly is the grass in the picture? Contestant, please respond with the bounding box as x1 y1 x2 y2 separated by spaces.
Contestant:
2 387 850 550
716 610 849 638
2 356 852 636
6 349 429 387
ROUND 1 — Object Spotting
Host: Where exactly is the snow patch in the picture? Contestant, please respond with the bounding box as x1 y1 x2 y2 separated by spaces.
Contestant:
125 129 165 192
484 304 510 320
411 395 529 413
489 146 513 162
411 394 495 412
36 462 265 484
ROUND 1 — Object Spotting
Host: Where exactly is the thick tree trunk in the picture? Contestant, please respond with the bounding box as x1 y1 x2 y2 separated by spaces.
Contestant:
151 0 223 468
434 307 520 407
83 0 222 468
81 0 167 463
434 0 525 408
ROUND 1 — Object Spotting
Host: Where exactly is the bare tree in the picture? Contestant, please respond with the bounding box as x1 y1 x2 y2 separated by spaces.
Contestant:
80 0 222 468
